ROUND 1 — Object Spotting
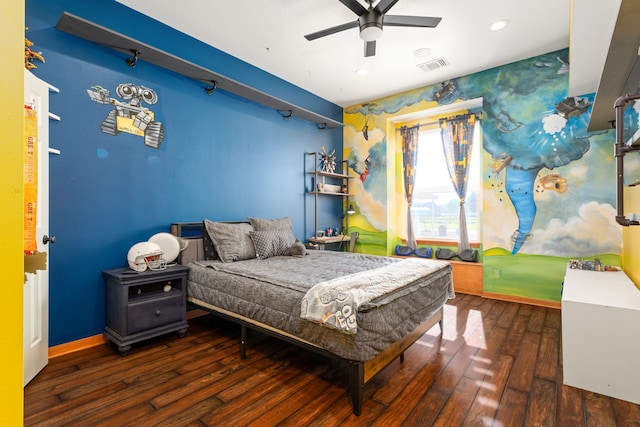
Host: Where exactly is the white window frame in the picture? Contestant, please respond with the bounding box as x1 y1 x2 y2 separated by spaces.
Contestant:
391 98 483 244
412 122 481 242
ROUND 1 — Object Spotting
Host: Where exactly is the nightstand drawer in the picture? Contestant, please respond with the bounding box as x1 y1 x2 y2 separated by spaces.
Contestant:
103 265 189 355
127 293 183 334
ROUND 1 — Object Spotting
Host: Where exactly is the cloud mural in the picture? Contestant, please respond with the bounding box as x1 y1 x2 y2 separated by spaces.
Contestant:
522 202 621 256
344 125 387 230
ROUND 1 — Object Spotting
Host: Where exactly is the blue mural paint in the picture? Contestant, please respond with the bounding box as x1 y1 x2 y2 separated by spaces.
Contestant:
97 148 108 158
505 167 540 254
488 110 592 254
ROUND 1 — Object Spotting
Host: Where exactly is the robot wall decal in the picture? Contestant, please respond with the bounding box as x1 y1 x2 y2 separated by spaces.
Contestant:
87 83 164 149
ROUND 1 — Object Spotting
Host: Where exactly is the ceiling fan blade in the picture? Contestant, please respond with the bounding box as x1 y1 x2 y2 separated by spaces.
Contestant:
364 40 376 57
374 0 401 15
339 0 368 16
304 21 359 41
384 15 442 28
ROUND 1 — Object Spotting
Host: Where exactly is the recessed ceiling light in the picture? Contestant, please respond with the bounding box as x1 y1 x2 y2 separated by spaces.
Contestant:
490 19 509 31
413 48 432 58
355 68 369 76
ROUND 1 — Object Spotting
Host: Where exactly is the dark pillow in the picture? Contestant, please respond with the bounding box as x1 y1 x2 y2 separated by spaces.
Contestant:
203 220 256 263
201 221 218 260
248 216 296 246
285 239 307 258
250 229 296 259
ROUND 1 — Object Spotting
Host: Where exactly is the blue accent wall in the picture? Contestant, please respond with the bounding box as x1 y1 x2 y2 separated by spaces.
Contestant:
27 0 343 346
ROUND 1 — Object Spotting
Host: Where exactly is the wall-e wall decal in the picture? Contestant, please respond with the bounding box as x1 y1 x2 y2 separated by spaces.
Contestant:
87 83 164 148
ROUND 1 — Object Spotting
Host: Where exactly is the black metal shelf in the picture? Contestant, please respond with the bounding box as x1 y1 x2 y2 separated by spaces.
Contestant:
55 12 343 129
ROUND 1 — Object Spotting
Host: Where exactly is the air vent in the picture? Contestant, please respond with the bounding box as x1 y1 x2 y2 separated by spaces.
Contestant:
417 57 449 72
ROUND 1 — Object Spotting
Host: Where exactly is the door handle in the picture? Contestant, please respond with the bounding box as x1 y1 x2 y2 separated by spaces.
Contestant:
43 235 56 245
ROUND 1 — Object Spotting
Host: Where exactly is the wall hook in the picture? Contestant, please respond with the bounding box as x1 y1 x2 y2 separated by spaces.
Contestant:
126 50 140 68
278 110 293 120
205 80 218 95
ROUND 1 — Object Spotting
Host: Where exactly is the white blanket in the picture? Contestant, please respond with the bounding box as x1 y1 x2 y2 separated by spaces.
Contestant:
300 258 447 334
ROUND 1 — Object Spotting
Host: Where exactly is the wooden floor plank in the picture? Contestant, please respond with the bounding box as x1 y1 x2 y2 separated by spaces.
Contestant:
23 295 640 426
610 398 640 427
371 353 451 426
535 325 560 381
556 378 585 427
494 387 528 426
526 378 557 427
400 343 478 426
278 382 349 427
463 353 513 425
432 376 481 427
527 305 547 333
506 330 541 392
583 391 618 427
499 313 530 357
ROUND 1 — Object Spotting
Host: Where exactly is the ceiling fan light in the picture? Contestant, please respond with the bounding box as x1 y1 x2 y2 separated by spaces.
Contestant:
360 25 383 41
413 48 432 58
490 19 509 31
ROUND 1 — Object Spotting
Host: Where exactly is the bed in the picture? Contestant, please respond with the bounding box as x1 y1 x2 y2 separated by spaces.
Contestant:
174 219 454 415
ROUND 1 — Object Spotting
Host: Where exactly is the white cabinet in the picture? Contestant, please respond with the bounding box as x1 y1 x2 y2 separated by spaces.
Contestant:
561 266 640 404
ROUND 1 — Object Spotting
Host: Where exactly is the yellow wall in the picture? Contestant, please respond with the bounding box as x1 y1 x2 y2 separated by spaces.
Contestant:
0 0 26 424
623 186 640 287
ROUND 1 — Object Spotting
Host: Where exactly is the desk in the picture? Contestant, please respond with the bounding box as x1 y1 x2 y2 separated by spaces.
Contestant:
561 266 640 404
308 233 356 252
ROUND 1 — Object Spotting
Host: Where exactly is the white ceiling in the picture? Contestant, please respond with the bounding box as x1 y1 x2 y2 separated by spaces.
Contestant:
116 0 609 108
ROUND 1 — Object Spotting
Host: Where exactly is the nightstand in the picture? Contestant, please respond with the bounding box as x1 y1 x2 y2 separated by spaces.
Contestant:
103 265 189 356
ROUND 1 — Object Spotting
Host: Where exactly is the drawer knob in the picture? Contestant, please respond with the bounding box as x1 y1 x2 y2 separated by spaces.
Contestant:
155 310 161 316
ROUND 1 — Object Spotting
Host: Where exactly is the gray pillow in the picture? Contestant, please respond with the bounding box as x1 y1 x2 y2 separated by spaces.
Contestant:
248 216 296 245
285 239 307 258
250 229 295 259
201 221 218 260
203 220 256 263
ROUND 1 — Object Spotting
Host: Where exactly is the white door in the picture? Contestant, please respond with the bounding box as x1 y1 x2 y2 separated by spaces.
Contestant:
23 70 52 386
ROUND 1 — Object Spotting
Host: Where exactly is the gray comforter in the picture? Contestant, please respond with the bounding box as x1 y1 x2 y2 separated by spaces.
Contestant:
187 250 454 361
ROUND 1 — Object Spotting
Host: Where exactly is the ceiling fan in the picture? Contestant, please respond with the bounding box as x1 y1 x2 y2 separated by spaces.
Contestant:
304 0 442 57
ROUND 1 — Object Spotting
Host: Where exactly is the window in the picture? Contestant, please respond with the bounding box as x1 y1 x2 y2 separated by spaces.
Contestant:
411 122 481 241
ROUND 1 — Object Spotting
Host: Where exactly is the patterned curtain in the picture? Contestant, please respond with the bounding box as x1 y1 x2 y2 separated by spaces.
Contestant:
439 113 478 251
400 125 420 250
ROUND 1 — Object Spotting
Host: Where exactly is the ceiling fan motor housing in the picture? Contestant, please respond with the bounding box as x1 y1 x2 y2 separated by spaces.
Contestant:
359 10 383 41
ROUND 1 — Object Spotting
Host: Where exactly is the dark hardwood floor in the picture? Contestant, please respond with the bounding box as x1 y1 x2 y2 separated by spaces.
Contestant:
24 294 640 426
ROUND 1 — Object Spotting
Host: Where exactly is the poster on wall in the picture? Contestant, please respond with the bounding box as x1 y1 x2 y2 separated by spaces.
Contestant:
24 104 38 254
87 83 164 148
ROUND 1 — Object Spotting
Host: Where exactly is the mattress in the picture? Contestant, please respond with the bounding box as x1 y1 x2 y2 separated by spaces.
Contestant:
187 250 454 361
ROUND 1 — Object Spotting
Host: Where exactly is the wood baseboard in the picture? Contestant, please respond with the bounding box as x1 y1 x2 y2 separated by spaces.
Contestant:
48 334 107 359
47 278 558 359
481 291 561 309
48 309 209 359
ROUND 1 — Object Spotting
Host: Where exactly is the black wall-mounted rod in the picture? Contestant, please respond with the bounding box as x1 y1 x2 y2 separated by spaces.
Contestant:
613 93 640 226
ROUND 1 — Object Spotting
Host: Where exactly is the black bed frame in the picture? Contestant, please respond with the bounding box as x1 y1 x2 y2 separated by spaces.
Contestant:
188 296 443 416
172 221 445 415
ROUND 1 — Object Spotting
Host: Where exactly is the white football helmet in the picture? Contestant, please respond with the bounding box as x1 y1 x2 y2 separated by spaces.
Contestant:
127 241 166 272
